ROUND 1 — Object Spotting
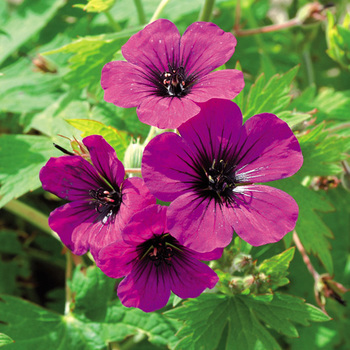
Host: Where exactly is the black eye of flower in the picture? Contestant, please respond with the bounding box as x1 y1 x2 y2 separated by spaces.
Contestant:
137 234 182 267
89 187 122 224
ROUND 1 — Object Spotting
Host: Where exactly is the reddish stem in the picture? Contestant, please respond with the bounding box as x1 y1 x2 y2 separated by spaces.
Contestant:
234 18 301 37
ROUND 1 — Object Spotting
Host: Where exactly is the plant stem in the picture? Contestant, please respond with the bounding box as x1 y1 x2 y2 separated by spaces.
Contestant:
326 122 350 133
198 0 216 22
234 17 301 36
105 11 122 32
143 126 161 145
125 168 142 174
293 231 320 281
302 49 315 86
134 0 146 24
234 0 241 32
149 0 170 23
64 251 73 315
4 199 59 240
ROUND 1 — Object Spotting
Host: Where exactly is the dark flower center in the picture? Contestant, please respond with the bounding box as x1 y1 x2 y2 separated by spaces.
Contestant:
89 187 122 224
149 64 197 98
195 158 236 204
160 66 187 97
137 234 182 267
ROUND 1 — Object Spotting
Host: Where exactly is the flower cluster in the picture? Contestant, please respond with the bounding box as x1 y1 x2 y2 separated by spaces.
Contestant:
40 19 303 312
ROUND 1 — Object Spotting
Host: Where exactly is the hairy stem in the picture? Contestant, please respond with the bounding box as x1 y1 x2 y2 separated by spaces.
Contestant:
149 0 171 23
133 0 146 25
293 231 320 281
198 0 216 22
4 199 59 240
234 17 301 36
64 251 73 315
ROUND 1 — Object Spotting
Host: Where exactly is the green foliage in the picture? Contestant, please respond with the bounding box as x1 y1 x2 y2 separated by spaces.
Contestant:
0 286 180 350
259 248 295 288
0 333 14 348
166 293 330 350
67 119 129 161
43 28 142 89
0 135 60 207
1 0 350 348
326 12 350 70
274 178 334 273
69 265 116 321
0 0 66 65
240 66 312 129
243 66 298 118
74 0 116 13
297 124 350 177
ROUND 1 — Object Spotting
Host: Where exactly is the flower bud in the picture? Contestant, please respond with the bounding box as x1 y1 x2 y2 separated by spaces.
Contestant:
123 138 144 169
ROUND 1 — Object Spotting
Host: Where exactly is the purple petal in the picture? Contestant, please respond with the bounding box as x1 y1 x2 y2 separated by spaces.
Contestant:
122 19 180 73
142 132 199 202
226 185 299 246
234 114 303 183
137 94 200 129
101 61 154 108
83 135 125 187
118 265 171 312
189 70 244 103
40 156 103 201
169 254 219 299
122 205 167 245
167 192 233 253
192 247 224 261
96 240 138 279
118 177 157 229
178 99 243 161
48 201 99 255
180 22 236 77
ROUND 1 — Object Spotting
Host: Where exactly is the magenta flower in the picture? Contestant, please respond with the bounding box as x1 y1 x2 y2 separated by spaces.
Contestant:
142 99 303 252
101 19 244 129
40 135 155 257
96 205 220 312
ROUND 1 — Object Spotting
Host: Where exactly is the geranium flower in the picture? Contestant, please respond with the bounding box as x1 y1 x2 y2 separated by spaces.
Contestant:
96 205 220 312
142 99 303 252
101 19 244 129
40 135 155 257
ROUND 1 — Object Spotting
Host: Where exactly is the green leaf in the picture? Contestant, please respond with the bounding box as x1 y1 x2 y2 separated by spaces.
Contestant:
243 66 299 120
69 265 115 321
67 119 129 161
0 333 14 347
0 0 66 65
313 88 350 122
297 124 350 177
259 247 295 288
74 0 116 13
166 293 329 350
0 135 60 208
0 295 107 350
326 12 350 69
43 28 142 88
0 58 62 114
0 294 179 350
26 91 91 143
277 110 312 129
273 178 334 273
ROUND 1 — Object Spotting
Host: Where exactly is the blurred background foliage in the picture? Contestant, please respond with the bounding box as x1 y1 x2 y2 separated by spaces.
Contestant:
0 0 350 349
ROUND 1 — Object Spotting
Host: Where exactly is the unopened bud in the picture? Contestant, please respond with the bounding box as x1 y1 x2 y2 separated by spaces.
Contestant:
123 138 144 169
230 253 253 273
